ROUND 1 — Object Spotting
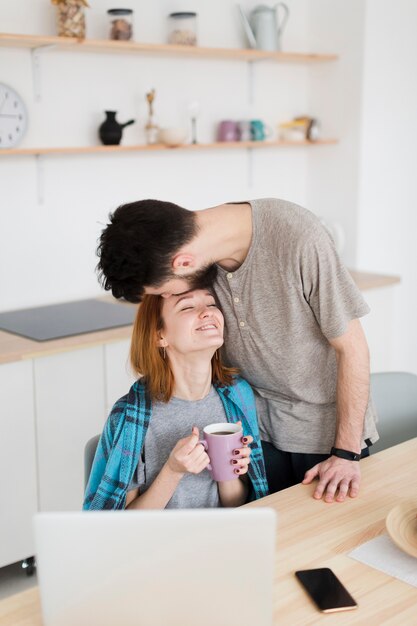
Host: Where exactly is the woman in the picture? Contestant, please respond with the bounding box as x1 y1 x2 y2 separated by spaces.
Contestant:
84 289 268 510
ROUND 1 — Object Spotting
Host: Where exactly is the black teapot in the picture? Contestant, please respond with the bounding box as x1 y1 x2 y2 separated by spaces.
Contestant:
99 111 135 145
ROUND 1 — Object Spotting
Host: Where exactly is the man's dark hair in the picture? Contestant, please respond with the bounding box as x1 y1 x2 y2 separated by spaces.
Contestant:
97 199 197 303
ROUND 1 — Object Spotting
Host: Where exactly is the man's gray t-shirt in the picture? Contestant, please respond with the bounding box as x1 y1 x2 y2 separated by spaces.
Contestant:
129 386 227 508
214 198 379 454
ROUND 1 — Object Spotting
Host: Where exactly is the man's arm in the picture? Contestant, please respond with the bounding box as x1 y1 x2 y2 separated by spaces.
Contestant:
302 318 370 503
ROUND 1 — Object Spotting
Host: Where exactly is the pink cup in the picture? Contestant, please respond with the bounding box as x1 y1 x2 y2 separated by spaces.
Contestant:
199 422 243 481
217 120 239 142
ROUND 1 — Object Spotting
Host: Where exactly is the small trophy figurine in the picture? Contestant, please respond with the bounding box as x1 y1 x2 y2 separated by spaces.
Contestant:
145 88 159 145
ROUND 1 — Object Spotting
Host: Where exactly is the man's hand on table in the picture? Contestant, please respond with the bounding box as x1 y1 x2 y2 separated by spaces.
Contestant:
302 456 361 503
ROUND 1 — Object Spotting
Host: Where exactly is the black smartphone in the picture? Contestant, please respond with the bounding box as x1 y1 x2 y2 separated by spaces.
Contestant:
295 568 358 613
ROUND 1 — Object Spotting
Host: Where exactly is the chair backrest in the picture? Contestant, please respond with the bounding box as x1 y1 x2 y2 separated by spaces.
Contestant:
84 434 100 489
370 372 417 453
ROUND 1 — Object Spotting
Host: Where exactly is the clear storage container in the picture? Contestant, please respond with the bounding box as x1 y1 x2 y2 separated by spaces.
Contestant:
168 12 197 46
107 8 133 41
56 0 88 39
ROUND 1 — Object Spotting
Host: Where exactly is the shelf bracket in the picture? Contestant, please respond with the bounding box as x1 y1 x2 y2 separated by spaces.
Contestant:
31 45 56 102
247 147 254 188
35 154 45 204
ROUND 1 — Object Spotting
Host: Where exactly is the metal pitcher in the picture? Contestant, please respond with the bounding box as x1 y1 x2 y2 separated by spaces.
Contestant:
237 3 290 52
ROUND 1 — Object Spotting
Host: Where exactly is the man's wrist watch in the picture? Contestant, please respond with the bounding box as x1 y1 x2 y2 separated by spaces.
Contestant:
330 447 361 462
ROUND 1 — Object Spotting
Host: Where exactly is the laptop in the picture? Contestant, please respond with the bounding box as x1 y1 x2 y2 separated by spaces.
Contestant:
34 508 276 626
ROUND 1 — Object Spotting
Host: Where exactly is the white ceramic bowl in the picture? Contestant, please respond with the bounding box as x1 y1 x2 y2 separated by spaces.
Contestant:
159 127 187 147
278 127 306 142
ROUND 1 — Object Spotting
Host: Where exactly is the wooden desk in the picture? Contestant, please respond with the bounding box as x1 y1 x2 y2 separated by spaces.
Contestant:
247 437 417 624
1 439 416 625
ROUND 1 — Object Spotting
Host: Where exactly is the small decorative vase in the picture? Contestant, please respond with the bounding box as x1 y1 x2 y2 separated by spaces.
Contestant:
55 0 88 38
98 111 135 146
145 89 159 145
145 115 159 145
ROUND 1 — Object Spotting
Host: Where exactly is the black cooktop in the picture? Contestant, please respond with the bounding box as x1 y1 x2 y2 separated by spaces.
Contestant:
0 298 137 342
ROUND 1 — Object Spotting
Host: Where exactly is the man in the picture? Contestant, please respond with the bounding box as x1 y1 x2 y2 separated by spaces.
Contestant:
97 197 378 503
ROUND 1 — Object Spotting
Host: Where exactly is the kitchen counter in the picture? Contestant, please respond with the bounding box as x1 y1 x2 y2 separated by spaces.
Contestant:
0 297 136 365
349 270 400 291
0 270 400 365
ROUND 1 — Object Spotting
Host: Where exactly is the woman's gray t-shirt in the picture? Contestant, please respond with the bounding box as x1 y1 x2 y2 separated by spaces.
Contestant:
128 386 227 509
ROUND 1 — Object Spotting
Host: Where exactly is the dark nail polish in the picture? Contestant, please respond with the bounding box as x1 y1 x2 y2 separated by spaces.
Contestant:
234 469 240 474
232 459 238 465
233 450 240 456
242 437 249 443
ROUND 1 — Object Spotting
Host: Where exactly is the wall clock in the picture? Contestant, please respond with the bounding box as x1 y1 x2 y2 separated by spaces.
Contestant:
0 83 28 148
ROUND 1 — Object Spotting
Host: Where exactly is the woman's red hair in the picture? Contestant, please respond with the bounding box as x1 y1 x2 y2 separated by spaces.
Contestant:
130 294 238 402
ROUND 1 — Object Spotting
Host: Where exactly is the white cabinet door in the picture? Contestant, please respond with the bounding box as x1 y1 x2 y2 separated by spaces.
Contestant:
0 360 38 567
104 340 136 414
34 346 106 512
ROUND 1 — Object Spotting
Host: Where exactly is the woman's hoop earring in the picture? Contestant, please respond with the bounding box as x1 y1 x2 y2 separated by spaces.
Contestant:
215 350 219 360
163 346 166 359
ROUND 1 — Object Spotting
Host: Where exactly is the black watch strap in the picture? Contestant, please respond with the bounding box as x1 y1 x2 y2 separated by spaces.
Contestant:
330 447 361 462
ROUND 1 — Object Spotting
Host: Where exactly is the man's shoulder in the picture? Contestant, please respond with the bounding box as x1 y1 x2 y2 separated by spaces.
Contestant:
252 197 318 225
250 198 322 254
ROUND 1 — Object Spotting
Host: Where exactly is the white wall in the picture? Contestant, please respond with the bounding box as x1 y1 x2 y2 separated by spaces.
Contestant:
357 0 417 374
1 0 333 311
3 0 415 378
1 3 415 362
306 0 367 267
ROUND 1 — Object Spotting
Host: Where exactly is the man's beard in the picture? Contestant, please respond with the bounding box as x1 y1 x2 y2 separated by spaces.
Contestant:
185 263 218 290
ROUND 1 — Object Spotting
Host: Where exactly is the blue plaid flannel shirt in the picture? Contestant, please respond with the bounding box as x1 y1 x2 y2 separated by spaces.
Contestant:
83 376 269 510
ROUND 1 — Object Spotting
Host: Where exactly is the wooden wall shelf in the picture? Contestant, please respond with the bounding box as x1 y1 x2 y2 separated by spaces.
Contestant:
0 139 338 157
0 33 338 63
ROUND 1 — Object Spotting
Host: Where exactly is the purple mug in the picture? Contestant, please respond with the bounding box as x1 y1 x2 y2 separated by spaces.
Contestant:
199 422 243 481
217 120 239 142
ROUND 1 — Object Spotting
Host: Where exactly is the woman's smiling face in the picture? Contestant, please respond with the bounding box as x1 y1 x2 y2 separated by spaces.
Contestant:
159 289 224 357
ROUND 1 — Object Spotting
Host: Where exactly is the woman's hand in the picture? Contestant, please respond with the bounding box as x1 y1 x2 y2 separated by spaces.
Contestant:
127 426 207 511
231 421 252 476
217 423 252 507
167 426 210 476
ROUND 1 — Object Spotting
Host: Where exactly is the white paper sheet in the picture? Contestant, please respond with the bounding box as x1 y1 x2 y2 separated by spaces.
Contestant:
349 534 417 588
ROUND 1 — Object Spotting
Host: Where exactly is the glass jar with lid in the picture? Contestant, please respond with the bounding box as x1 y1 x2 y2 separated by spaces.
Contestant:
55 0 88 38
167 12 197 46
107 8 133 41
